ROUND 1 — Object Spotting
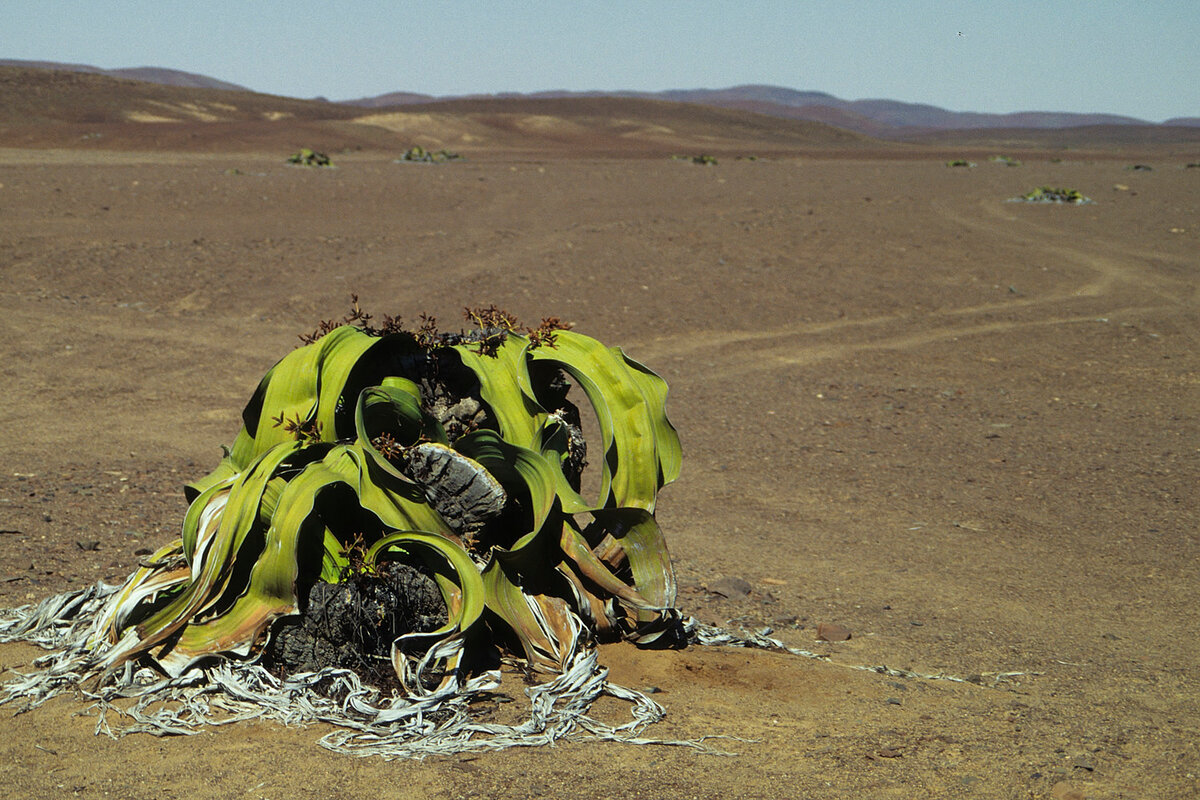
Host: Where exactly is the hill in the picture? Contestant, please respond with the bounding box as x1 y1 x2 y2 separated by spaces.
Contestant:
347 83 1168 137
0 58 249 91
0 66 876 155
0 66 354 125
8 60 1191 142
355 95 874 153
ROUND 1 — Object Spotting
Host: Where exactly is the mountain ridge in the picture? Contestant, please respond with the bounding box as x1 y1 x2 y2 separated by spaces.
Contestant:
4 60 1192 135
345 82 1188 134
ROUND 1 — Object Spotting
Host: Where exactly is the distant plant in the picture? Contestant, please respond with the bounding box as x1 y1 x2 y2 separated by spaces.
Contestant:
396 146 463 164
287 148 333 167
1186 162 1200 169
1126 164 1153 172
1012 186 1091 204
989 155 1021 166
691 154 718 165
946 159 976 168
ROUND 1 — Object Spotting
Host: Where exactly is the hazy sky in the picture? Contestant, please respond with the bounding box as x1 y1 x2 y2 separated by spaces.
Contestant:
5 1 1198 121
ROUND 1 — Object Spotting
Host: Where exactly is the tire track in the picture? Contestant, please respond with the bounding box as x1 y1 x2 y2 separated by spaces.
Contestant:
939 199 1195 305
636 197 1192 375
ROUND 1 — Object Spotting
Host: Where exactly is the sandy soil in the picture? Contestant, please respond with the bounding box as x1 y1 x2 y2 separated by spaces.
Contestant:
0 145 1197 800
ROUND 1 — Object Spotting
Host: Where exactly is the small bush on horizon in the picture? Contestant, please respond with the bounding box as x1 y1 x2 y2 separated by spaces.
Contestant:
946 159 976 167
989 155 1021 166
1012 186 1091 204
397 146 463 164
287 148 333 168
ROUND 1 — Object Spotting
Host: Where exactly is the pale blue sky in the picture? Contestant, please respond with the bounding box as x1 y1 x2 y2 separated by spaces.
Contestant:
4 1 1197 121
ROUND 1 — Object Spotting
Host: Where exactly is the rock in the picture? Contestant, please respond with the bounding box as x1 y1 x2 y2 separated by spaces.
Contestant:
1071 755 1095 772
816 622 852 641
1051 781 1086 800
708 576 753 598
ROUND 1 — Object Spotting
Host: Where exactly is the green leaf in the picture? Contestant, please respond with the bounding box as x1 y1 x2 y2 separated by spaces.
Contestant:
481 557 578 672
162 460 347 673
99 441 304 674
529 330 680 511
355 383 446 448
250 326 379 455
453 335 546 447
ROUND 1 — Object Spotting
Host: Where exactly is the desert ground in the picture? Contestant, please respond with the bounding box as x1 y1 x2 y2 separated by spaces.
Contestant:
0 116 1197 800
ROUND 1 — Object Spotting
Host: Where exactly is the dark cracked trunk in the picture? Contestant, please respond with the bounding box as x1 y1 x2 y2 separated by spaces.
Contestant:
261 561 447 687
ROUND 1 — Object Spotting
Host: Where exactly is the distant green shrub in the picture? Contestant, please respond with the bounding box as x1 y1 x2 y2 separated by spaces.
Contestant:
397 146 463 164
1126 164 1153 172
946 159 976 167
287 148 333 167
989 155 1021 166
1013 186 1091 204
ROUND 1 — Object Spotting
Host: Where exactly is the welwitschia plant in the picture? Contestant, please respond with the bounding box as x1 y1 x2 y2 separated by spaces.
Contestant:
89 305 682 692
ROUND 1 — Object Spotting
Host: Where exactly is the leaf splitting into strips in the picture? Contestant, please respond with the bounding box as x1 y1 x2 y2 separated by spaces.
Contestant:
181 483 232 568
158 461 348 675
554 560 619 636
481 557 580 674
588 508 679 642
97 442 303 675
366 532 485 694
90 541 190 648
477 500 584 673
558 517 662 614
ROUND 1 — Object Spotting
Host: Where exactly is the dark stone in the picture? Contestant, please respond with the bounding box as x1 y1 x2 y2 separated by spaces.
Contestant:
708 576 753 598
262 561 447 686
